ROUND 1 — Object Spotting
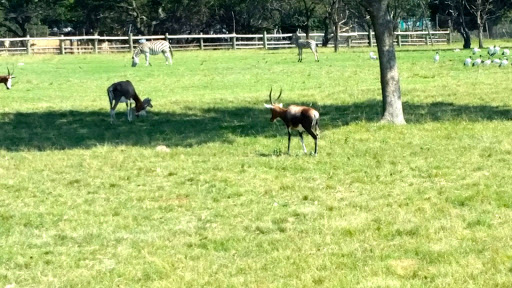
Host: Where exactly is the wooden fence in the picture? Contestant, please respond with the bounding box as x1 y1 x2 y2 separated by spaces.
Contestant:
0 30 451 55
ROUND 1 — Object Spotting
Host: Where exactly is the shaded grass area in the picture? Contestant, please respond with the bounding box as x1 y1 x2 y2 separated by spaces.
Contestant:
1 100 511 151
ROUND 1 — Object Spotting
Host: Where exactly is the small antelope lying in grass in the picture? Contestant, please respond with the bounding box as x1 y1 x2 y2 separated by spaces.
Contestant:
0 66 15 89
107 80 153 123
264 88 320 155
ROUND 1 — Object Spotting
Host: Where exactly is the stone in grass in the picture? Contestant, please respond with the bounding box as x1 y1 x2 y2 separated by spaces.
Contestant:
156 145 170 152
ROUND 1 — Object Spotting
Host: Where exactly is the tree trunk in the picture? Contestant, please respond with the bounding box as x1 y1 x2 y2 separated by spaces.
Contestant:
362 0 405 124
478 24 484 48
334 23 340 52
459 26 471 49
322 16 330 47
476 10 484 48
459 0 471 49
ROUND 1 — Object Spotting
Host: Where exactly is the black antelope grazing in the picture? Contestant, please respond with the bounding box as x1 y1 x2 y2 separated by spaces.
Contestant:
264 88 320 155
0 66 15 89
107 80 153 123
291 32 319 62
132 40 174 67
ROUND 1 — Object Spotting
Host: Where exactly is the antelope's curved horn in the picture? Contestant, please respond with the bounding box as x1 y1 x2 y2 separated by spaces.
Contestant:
276 88 282 102
7 66 10 76
269 87 273 104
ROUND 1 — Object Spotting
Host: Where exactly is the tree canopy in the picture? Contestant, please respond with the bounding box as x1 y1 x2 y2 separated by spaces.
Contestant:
0 0 508 37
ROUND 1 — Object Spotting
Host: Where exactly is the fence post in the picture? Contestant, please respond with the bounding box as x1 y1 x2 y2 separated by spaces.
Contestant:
232 34 236 49
448 31 452 44
129 33 133 54
165 33 170 43
93 33 98 54
263 31 267 49
60 35 65 55
26 35 31 55
397 33 402 47
425 35 429 45
347 36 352 48
200 33 204 50
369 29 374 47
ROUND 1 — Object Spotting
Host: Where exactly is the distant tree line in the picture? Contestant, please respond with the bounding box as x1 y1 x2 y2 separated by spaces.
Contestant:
0 1 510 45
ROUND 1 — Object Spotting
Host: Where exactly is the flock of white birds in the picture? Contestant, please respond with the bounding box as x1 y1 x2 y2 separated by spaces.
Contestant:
368 45 510 68
454 45 509 67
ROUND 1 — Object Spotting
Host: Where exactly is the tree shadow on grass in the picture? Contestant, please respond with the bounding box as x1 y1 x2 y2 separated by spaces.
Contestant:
1 100 511 151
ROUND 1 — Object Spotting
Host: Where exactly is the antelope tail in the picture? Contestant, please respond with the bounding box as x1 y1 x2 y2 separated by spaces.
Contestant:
169 43 174 58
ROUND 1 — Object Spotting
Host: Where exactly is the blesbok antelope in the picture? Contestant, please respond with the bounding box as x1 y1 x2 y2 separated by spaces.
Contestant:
107 80 153 123
264 88 320 155
291 32 319 62
0 66 15 89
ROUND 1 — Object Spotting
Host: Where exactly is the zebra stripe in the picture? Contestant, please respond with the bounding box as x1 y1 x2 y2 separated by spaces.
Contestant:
291 33 319 62
132 40 174 66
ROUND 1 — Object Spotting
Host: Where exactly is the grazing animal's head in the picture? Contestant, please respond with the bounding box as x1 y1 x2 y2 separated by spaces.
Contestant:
1 66 15 89
264 88 284 122
131 55 139 67
135 98 153 117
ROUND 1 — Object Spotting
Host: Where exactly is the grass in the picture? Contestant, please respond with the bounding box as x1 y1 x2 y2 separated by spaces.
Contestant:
1 43 512 287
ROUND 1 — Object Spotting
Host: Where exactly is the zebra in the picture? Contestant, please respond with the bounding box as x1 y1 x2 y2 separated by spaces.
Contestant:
291 32 319 62
132 40 174 67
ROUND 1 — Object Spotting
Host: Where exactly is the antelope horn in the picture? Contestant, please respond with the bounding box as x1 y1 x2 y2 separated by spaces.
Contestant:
269 87 273 104
10 65 15 76
7 66 10 76
275 88 282 102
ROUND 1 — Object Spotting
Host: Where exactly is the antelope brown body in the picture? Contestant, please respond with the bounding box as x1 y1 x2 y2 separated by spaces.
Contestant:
264 88 320 155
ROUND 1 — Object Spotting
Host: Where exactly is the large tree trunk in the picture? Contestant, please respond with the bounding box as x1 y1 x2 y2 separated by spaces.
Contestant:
361 0 405 124
459 0 471 49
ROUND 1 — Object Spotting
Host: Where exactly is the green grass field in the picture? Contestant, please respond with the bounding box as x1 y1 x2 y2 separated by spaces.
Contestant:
1 44 512 287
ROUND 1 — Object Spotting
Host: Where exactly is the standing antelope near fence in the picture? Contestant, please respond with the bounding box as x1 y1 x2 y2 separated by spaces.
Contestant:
107 80 153 123
0 66 15 89
132 40 174 67
291 32 319 62
264 88 320 155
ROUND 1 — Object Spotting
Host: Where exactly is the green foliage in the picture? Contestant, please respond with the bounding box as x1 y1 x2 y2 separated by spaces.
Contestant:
1 46 512 287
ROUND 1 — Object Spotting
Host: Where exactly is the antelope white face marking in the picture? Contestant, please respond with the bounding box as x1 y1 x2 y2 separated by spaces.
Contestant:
6 78 11 89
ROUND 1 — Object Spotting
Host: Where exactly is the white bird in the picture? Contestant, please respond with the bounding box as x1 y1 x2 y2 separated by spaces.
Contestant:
495 46 501 55
434 51 440 63
464 56 472 66
499 57 508 67
472 47 481 54
502 49 510 56
369 51 378 60
472 55 482 66
483 57 492 66
493 58 502 65
488 45 496 56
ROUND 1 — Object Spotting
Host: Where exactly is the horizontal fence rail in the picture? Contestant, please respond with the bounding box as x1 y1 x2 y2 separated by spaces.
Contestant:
0 31 451 55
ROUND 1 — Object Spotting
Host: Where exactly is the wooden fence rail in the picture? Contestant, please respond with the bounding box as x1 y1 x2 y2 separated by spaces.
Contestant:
0 31 451 55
